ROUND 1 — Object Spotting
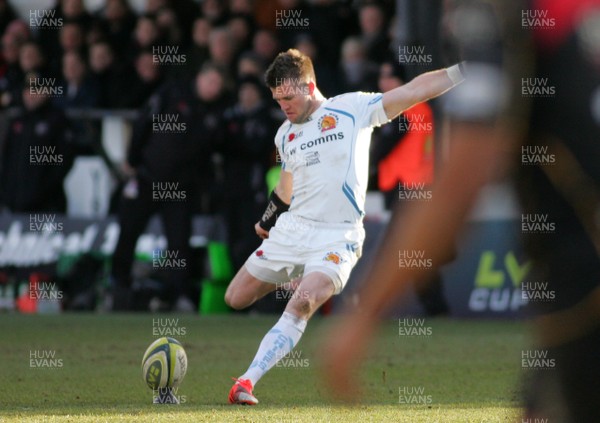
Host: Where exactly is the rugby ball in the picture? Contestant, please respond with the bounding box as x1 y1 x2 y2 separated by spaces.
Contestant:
141 337 187 390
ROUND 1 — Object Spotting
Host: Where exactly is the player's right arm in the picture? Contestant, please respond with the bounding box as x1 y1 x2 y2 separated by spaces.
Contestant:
255 169 293 239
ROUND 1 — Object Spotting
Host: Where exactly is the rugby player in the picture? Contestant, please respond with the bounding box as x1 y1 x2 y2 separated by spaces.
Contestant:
225 48 464 405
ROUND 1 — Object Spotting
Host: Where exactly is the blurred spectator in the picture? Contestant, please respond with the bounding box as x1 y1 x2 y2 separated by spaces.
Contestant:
128 15 161 60
338 36 378 92
1 19 31 82
358 2 390 63
181 17 211 79
58 0 93 28
48 22 86 76
88 41 135 109
229 0 253 15
85 20 107 47
53 51 99 110
191 63 232 213
53 51 99 154
208 27 237 76
110 63 231 311
0 29 20 69
0 77 72 213
5 19 30 39
201 0 229 26
252 29 279 64
95 0 137 58
155 7 182 47
37 0 90 58
9 40 50 106
127 51 164 108
236 51 265 79
59 22 86 54
19 41 47 77
165 0 198 49
145 0 168 15
219 75 280 269
226 13 254 54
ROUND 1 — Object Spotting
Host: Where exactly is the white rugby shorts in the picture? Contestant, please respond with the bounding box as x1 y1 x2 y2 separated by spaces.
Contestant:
244 212 364 294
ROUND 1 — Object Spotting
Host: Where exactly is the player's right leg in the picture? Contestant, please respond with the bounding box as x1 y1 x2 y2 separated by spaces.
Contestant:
226 213 305 404
224 265 277 310
228 271 335 405
225 266 280 405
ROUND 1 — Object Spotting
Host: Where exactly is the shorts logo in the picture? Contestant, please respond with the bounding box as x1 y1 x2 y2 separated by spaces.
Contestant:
318 114 338 132
323 252 345 265
255 250 268 260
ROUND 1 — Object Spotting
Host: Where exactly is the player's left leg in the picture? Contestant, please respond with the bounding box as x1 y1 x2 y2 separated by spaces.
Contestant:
229 272 334 404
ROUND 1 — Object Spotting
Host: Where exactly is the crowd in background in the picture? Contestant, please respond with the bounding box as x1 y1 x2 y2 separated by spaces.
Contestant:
0 0 439 309
0 0 396 111
0 1 402 193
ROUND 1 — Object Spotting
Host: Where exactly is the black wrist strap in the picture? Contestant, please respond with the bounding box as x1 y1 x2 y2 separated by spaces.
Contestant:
259 191 290 231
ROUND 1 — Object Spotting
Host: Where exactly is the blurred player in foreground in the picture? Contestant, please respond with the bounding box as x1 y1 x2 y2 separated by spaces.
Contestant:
224 48 464 405
321 1 600 421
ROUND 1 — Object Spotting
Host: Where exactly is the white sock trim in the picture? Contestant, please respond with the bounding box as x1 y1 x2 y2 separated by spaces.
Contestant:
281 311 307 332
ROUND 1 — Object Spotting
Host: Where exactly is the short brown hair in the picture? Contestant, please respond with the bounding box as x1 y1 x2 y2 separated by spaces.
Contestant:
264 48 316 88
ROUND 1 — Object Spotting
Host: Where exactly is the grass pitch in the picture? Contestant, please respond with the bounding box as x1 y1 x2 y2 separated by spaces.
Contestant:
0 313 526 422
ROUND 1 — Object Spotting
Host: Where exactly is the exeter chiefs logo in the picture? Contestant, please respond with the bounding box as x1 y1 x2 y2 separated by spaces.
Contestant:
318 114 338 132
323 252 345 265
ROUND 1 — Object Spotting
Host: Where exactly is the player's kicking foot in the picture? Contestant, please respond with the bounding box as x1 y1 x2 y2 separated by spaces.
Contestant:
228 378 258 405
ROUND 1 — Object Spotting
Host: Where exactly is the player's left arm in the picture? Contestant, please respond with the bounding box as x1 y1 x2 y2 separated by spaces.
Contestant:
382 64 465 120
